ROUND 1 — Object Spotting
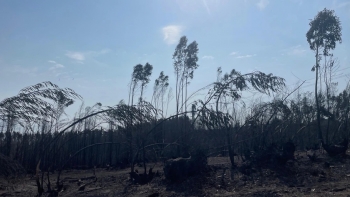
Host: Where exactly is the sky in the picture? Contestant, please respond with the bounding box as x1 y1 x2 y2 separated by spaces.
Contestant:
0 0 349 118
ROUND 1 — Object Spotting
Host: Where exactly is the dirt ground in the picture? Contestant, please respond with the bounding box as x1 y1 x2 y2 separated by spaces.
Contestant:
2 151 350 197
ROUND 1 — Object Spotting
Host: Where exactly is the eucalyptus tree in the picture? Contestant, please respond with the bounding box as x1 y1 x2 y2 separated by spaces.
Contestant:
173 36 187 115
173 36 199 114
135 63 153 174
0 82 81 195
52 91 75 133
0 82 81 122
196 68 285 175
127 63 153 173
152 71 169 118
129 63 153 105
306 8 342 144
184 41 199 113
173 36 199 156
127 64 143 173
0 81 81 157
139 63 153 103
129 64 143 106
151 71 170 160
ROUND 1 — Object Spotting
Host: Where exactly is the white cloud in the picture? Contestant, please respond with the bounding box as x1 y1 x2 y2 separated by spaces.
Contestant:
66 52 85 61
49 64 64 70
236 54 256 58
202 55 214 60
162 25 183 45
287 45 307 56
256 0 269 10
65 49 110 64
230 51 256 58
89 49 111 56
48 60 65 70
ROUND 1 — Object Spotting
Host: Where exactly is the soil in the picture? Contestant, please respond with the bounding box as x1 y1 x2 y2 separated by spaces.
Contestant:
2 151 350 197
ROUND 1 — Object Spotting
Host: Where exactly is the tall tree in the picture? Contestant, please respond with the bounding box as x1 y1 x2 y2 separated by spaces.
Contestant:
173 36 188 115
173 36 199 114
184 41 199 113
153 71 169 118
173 36 199 156
128 63 153 173
306 8 342 144
139 63 153 103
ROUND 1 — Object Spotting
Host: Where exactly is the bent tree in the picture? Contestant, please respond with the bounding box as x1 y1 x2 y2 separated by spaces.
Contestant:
0 81 81 121
306 8 342 145
0 81 81 157
0 81 82 195
197 68 285 178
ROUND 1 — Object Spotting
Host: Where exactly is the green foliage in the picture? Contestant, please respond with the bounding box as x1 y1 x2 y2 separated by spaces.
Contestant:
133 63 153 88
173 36 188 73
211 68 285 102
130 63 153 104
306 8 342 57
154 71 169 90
173 36 199 114
306 8 342 146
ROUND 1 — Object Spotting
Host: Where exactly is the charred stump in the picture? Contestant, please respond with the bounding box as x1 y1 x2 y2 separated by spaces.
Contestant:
164 151 207 182
249 141 296 167
129 167 155 184
322 138 348 157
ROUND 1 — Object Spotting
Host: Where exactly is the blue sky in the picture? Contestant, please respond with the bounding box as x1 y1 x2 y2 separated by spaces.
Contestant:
1 0 349 117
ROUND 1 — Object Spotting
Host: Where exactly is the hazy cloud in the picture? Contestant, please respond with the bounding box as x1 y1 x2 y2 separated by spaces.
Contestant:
89 49 111 56
287 45 307 56
49 64 64 70
162 25 183 45
229 51 238 56
256 0 269 10
48 60 65 70
66 52 85 61
65 49 110 64
202 55 214 60
236 54 256 58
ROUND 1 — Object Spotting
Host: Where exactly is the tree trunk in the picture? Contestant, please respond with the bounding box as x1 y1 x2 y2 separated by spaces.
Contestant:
315 49 323 144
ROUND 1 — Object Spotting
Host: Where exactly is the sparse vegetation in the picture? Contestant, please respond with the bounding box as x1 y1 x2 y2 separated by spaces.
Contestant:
0 7 349 197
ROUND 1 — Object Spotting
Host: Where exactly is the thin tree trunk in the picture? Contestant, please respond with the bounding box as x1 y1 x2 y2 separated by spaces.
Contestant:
315 48 323 143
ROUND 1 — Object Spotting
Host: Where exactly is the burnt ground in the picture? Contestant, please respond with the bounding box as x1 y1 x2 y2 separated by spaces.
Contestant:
2 151 350 197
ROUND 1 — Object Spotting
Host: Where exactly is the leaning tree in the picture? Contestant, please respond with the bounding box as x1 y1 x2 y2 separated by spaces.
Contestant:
195 68 285 179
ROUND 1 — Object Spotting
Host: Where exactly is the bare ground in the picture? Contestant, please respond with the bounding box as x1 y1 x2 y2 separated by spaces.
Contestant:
2 151 350 197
